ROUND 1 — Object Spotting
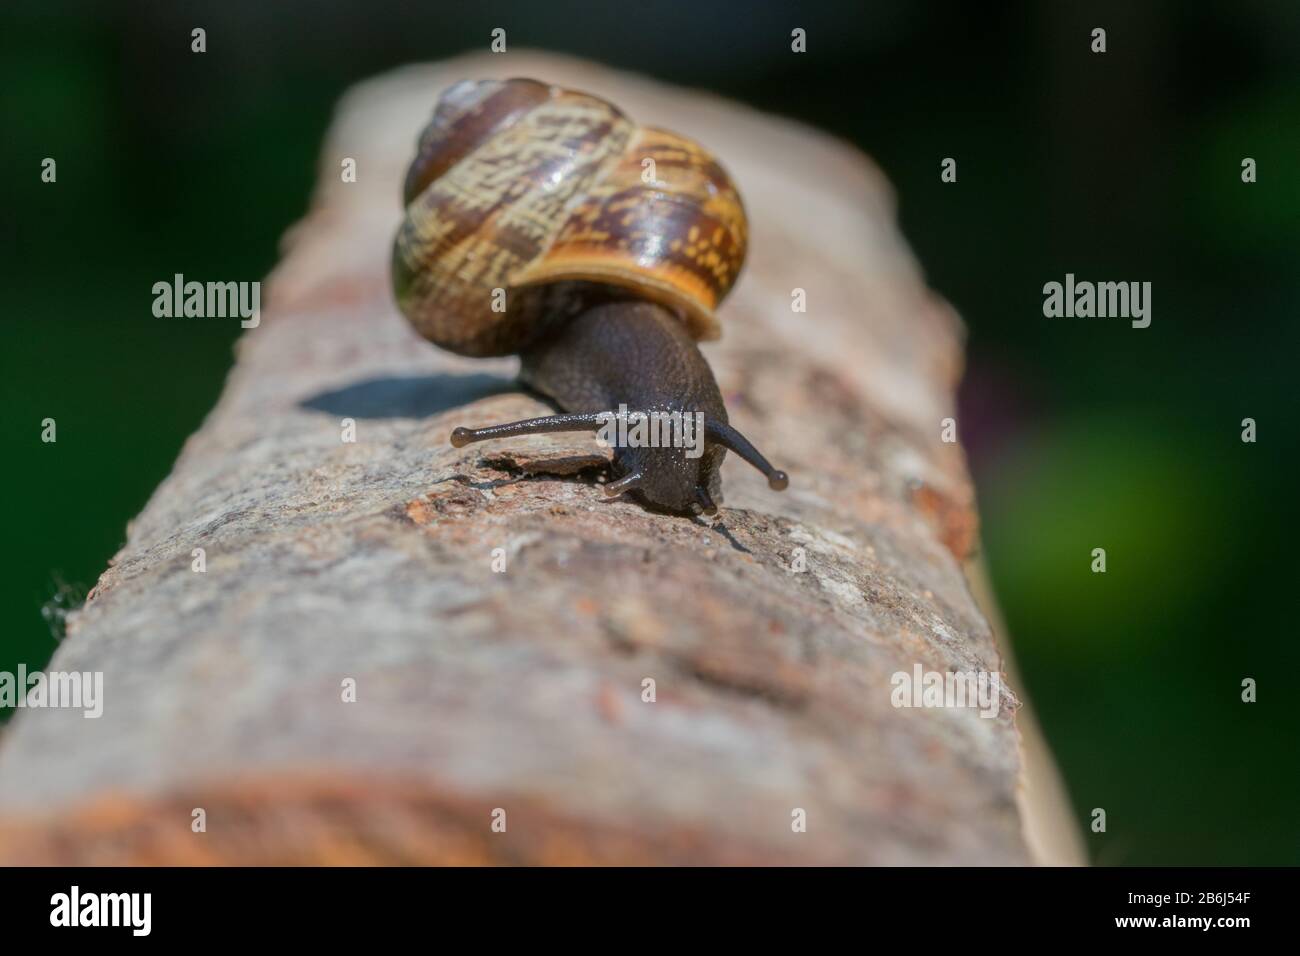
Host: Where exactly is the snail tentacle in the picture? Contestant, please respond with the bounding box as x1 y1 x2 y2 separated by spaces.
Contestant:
449 412 610 448
693 487 718 516
705 421 789 491
603 471 643 498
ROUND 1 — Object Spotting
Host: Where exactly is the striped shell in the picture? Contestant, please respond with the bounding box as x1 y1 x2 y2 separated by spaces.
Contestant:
392 78 748 357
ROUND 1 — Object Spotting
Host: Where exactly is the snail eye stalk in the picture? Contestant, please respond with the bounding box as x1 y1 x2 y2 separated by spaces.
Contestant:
704 421 789 491
449 412 611 447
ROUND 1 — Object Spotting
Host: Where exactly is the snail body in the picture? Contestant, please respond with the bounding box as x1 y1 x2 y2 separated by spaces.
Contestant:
393 77 785 515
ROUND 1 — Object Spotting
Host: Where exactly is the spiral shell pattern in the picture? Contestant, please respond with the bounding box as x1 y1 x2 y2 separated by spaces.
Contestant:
393 78 748 357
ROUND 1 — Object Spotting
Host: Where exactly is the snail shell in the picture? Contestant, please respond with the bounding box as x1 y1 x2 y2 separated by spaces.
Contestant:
392 78 748 357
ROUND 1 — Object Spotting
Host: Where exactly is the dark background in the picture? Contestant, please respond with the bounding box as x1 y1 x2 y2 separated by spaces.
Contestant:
2 0 1296 865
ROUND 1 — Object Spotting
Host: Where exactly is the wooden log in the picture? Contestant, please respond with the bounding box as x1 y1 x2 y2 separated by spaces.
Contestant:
0 51 1068 865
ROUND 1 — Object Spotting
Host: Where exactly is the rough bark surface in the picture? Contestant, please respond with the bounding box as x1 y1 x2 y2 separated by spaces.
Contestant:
0 52 1041 864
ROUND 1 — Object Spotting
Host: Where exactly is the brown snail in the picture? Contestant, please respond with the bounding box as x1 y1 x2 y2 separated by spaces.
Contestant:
392 77 786 516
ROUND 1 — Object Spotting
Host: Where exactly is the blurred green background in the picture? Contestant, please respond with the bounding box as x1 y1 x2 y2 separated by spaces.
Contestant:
2 0 1296 864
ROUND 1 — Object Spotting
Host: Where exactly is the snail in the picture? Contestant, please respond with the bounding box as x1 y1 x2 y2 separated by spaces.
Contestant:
392 77 787 516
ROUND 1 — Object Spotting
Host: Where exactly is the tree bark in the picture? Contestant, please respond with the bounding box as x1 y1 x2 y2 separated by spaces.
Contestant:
0 52 1066 865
